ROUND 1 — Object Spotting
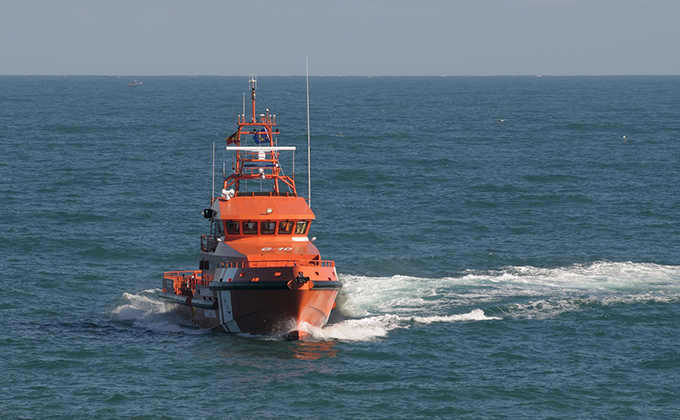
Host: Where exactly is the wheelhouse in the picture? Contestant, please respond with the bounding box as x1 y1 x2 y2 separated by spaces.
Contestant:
219 219 310 238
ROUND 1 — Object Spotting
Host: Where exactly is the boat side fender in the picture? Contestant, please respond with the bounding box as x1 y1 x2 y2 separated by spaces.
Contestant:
287 279 314 291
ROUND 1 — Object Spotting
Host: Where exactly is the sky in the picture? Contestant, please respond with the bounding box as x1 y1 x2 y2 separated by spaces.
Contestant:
1 0 678 76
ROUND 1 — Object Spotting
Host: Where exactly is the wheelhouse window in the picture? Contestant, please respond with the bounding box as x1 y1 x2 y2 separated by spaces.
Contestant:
295 221 309 235
278 221 294 234
212 220 224 237
225 221 240 235
242 221 257 235
261 221 276 235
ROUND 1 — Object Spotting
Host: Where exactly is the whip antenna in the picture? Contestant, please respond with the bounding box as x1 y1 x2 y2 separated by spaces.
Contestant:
306 56 311 208
211 141 215 203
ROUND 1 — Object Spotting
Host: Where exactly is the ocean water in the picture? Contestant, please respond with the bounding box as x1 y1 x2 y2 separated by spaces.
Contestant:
1 75 680 419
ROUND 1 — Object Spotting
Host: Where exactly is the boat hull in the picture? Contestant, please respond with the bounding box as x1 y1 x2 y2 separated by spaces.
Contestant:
216 286 339 335
160 278 341 337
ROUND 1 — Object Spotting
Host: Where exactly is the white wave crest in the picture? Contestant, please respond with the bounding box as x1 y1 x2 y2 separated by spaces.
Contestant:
411 308 500 324
302 309 497 342
461 261 680 291
111 289 204 334
302 314 401 341
111 290 165 320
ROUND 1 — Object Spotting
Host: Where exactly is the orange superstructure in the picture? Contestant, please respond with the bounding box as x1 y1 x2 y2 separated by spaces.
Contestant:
160 75 341 339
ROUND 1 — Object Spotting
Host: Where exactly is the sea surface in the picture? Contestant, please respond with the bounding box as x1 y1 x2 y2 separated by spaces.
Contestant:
1 75 680 419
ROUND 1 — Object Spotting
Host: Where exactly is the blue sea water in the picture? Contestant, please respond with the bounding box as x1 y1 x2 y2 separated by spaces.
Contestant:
1 75 680 419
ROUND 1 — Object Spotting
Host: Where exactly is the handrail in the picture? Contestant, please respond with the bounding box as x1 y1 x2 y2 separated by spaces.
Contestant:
163 260 335 289
246 260 335 268
213 259 335 268
164 260 334 274
164 270 202 279
201 235 219 252
227 146 296 151
234 191 294 197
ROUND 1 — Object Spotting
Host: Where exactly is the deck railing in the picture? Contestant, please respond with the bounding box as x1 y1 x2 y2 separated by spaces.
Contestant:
201 235 218 252
164 259 335 288
163 270 202 280
245 259 335 268
163 259 334 279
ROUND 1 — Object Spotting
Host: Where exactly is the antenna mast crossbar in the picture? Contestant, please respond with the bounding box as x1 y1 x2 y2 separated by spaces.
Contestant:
222 75 298 197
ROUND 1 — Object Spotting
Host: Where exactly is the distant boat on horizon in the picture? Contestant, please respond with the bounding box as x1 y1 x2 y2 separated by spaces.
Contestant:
128 78 143 86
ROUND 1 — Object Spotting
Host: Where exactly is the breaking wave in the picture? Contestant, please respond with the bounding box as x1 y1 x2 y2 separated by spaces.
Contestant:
110 289 206 334
302 309 497 341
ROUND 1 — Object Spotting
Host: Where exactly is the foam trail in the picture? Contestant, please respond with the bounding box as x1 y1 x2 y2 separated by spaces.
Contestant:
302 309 498 342
460 261 680 291
111 290 164 321
114 262 680 339
111 289 205 334
302 315 401 341
411 309 500 324
334 261 680 327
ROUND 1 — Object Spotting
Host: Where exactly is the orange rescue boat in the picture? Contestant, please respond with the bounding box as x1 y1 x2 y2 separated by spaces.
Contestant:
160 75 341 339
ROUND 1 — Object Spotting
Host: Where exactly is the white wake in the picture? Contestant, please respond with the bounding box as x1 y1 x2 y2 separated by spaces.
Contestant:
113 262 680 341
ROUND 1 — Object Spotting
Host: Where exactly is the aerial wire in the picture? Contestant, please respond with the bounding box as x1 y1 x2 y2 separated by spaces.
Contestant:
306 56 311 208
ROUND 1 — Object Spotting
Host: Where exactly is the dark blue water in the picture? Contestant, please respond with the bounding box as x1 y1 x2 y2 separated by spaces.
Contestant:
1 75 680 419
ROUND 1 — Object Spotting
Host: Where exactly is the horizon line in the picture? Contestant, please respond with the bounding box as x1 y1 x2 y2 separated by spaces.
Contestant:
1 73 679 78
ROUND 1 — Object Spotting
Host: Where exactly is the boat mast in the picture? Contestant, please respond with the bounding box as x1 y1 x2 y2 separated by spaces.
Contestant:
250 73 257 122
223 75 298 197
